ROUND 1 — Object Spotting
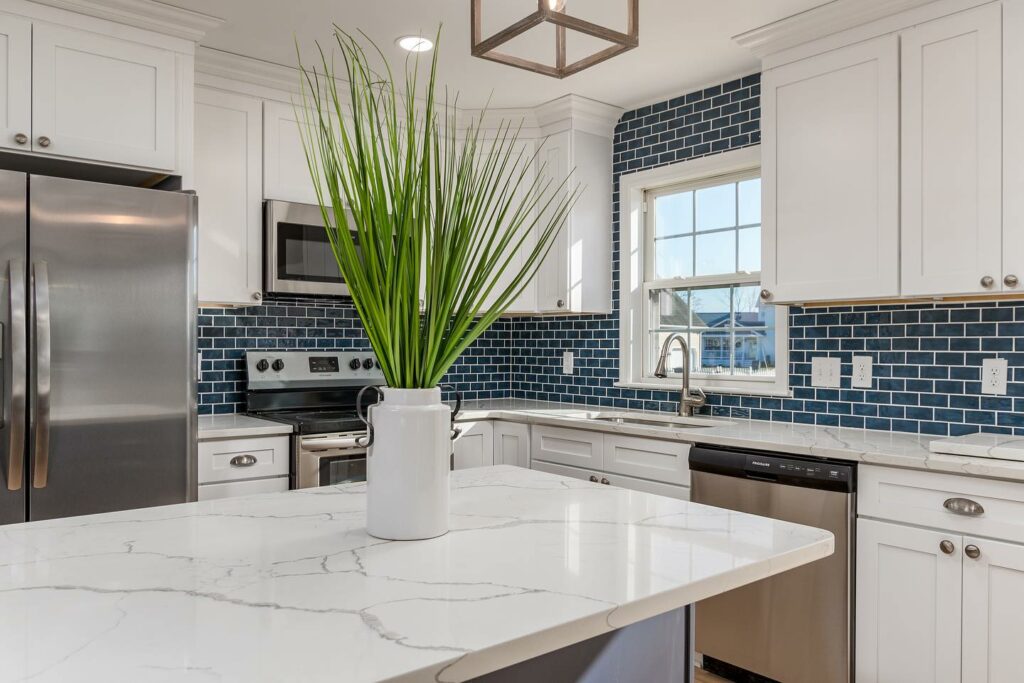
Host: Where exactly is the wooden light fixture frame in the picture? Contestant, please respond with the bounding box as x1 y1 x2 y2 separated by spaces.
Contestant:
470 0 639 79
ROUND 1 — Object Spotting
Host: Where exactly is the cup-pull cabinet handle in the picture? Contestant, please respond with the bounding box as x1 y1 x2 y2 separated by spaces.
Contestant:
943 497 984 517
230 454 257 467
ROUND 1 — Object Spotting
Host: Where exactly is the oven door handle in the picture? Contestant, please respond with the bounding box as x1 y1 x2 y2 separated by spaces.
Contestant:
301 436 364 450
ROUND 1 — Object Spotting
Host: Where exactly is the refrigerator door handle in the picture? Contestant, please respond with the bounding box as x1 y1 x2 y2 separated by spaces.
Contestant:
31 261 50 489
6 260 25 491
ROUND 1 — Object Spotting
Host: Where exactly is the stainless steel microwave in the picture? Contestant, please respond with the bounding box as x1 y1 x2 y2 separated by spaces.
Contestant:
264 200 355 297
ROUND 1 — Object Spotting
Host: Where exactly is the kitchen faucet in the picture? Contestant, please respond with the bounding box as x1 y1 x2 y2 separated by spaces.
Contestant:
653 332 707 417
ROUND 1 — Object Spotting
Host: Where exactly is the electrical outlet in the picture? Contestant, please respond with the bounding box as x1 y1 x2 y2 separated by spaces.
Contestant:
562 351 574 375
982 357 1008 395
852 356 873 388
811 356 841 388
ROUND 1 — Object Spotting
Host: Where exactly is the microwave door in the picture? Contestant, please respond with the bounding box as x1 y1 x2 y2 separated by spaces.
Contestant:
265 201 350 297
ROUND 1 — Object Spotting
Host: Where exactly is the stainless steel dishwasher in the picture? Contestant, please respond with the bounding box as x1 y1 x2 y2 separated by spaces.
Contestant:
689 444 855 683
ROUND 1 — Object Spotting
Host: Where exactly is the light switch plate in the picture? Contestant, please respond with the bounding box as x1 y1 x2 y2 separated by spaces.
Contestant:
982 357 1008 395
562 351 574 375
852 356 873 388
811 356 841 388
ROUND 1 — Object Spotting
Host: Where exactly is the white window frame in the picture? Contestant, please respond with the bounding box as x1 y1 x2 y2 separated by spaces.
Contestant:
617 145 790 396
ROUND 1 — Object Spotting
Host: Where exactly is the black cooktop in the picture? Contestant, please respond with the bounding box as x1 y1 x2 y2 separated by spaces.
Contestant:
254 409 365 435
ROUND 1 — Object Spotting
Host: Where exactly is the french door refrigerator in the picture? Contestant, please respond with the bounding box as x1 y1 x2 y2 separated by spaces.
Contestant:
0 170 197 524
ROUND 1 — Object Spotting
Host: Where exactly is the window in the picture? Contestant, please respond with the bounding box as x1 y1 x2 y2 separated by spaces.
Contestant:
618 146 788 395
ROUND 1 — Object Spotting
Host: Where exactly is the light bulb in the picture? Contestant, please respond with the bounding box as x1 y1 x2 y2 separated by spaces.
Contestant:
548 0 566 11
395 36 433 52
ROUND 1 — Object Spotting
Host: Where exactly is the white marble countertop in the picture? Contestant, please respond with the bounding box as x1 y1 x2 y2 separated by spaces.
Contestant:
929 432 1024 462
198 413 292 440
0 466 832 682
457 399 1024 482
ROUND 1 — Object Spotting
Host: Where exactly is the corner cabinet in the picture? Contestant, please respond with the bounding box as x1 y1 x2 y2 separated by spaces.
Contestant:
194 87 263 306
452 421 494 470
758 1 1012 304
760 35 900 304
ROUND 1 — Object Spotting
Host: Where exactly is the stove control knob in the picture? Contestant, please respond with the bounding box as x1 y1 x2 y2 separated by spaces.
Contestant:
349 358 362 370
271 359 285 372
362 358 375 370
256 359 269 372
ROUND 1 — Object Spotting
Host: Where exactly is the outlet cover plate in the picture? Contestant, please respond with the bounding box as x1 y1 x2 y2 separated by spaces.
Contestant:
852 356 873 388
562 351 574 375
982 357 1008 395
811 356 841 388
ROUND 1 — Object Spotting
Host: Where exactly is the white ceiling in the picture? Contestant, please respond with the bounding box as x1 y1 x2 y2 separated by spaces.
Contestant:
166 0 828 109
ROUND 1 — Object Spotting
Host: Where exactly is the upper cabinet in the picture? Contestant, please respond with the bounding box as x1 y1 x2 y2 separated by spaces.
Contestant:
760 35 900 303
753 0 1014 304
900 4 1003 297
0 9 193 174
195 87 263 306
263 100 329 206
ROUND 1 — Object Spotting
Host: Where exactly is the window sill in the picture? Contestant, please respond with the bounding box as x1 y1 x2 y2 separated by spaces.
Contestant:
613 380 792 398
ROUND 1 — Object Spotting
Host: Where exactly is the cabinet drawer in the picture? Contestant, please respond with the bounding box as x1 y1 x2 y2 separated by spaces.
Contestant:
198 476 289 501
531 460 689 501
198 435 289 484
603 434 690 486
859 465 1024 544
530 425 603 470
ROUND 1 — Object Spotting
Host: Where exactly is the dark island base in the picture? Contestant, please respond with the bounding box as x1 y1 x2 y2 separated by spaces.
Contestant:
471 606 694 683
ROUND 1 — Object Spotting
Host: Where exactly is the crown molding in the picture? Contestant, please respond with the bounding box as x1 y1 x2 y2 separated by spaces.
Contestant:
28 0 223 42
534 94 623 138
733 0 935 58
196 47 304 95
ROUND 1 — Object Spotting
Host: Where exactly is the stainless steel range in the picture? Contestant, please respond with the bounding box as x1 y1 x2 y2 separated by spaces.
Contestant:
245 350 384 489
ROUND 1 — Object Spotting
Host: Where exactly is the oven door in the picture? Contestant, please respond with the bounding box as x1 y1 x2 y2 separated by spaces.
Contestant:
265 200 355 297
295 432 367 489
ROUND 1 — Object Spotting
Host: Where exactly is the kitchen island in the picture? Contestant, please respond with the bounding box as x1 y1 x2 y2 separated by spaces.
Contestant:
0 465 832 682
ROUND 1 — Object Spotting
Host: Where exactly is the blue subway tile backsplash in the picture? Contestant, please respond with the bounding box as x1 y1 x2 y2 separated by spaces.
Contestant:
200 72 1024 438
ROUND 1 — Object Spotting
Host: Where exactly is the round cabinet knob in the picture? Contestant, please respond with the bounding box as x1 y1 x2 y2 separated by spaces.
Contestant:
965 544 981 560
588 475 598 483
252 292 262 302
556 299 566 309
981 275 995 288
362 358 375 370
255 359 269 372
349 358 362 370
760 289 772 301
13 133 27 145
271 359 284 372
600 477 610 485
939 540 955 555
37 136 51 148
1005 274 1019 288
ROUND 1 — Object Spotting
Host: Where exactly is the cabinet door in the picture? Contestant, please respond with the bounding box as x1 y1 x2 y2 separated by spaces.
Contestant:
484 137 538 314
761 35 899 303
195 87 263 305
0 15 30 152
263 100 331 206
603 434 690 486
198 476 288 501
530 424 603 470
962 536 1024 682
1004 0 1024 294
493 421 530 468
856 519 962 683
599 470 689 501
535 130 571 312
31 24 176 170
901 4 1002 297
452 421 494 470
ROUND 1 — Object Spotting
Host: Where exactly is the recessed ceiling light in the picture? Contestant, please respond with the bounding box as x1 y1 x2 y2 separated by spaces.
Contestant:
396 35 433 52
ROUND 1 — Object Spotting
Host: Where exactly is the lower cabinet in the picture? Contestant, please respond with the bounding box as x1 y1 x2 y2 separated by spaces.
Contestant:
197 434 289 500
493 421 530 468
453 421 494 470
532 460 689 501
856 465 1024 683
199 477 289 501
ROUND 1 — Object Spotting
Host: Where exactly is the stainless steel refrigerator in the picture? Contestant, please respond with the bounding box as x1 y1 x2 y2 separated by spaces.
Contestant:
0 170 197 524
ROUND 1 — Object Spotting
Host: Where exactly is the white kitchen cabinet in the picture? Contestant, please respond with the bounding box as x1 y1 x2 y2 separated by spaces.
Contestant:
856 518 962 683
531 424 604 470
0 15 30 152
263 100 331 206
534 127 613 313
1004 0 1024 294
198 477 289 501
962 536 1024 682
197 434 289 500
760 34 900 303
531 460 689 501
453 421 494 470
900 4 1003 297
493 421 530 468
31 24 178 170
603 434 690 486
195 87 263 305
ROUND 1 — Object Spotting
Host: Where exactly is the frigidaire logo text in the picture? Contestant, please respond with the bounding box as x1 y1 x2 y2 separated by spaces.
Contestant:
750 460 771 468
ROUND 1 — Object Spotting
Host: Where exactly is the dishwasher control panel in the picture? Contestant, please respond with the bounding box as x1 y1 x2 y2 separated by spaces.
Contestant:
745 455 852 483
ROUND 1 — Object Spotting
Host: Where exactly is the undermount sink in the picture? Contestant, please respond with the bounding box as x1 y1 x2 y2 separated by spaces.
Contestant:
589 412 731 429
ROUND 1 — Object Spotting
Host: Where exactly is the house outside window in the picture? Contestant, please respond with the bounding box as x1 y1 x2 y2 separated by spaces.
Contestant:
618 146 789 396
